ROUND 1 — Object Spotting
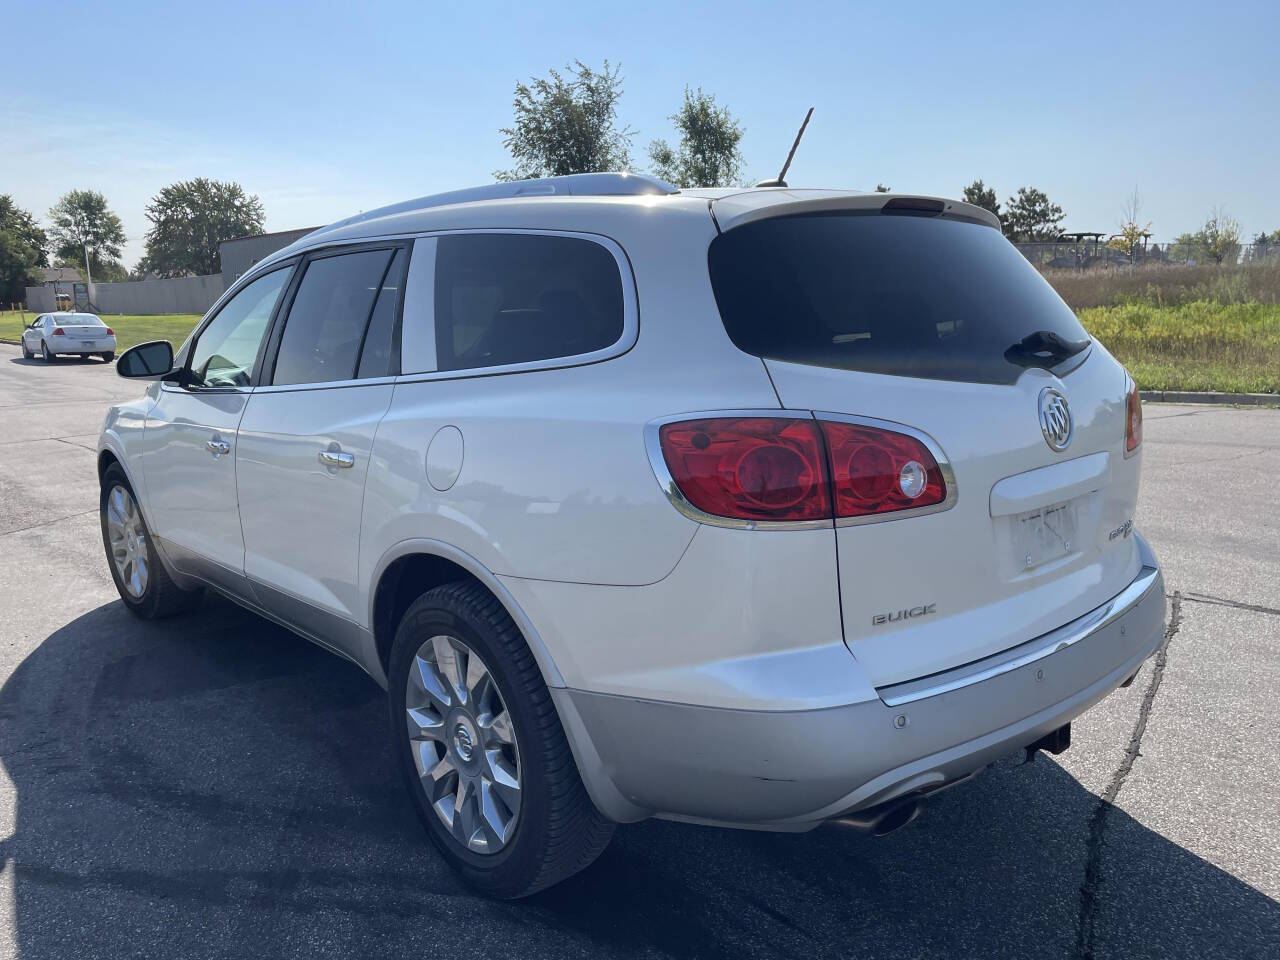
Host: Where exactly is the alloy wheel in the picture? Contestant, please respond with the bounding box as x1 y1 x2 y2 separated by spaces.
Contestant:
105 485 149 598
406 634 521 854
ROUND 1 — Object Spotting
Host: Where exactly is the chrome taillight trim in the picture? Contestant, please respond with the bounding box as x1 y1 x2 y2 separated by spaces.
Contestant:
643 410 834 531
815 412 959 527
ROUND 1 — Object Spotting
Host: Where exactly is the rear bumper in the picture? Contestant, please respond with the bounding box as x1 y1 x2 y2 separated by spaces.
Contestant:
49 336 115 353
555 533 1166 828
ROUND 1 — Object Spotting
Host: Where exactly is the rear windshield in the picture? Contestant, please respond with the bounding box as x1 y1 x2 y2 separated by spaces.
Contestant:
707 212 1090 385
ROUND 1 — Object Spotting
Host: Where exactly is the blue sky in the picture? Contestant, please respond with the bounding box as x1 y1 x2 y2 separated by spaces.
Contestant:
6 0 1278 267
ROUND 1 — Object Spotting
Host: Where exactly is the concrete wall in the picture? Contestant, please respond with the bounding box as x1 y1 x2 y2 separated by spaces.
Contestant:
220 228 316 289
25 274 225 316
24 286 55 312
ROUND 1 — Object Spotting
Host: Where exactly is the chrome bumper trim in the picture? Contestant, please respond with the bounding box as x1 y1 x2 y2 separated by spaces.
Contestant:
877 557 1162 708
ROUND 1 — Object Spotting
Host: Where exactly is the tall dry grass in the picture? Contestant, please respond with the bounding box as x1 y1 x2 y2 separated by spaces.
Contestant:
1044 259 1280 310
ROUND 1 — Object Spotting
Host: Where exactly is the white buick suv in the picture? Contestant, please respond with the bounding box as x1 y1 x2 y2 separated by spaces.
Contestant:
98 173 1166 897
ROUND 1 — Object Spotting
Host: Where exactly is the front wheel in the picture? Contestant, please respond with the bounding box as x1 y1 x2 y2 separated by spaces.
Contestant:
100 463 204 618
21 340 33 359
389 580 614 898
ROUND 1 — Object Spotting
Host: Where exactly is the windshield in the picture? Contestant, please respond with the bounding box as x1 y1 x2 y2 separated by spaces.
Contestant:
707 212 1090 385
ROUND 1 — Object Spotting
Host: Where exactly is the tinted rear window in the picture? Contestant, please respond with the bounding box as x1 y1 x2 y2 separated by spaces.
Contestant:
433 233 624 372
707 213 1089 385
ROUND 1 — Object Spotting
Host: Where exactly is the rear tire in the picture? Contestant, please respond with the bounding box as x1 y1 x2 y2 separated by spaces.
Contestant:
100 463 204 619
40 340 54 362
101 352 115 362
389 580 614 898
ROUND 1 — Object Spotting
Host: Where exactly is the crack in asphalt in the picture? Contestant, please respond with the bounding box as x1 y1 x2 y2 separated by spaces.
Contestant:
0 509 97 539
1074 591 1182 960
1180 591 1280 619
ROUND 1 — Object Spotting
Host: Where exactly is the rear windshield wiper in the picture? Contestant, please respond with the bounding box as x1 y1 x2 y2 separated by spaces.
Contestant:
1004 329 1091 369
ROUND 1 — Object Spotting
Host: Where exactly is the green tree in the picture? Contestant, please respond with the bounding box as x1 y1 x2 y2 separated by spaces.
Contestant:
0 196 48 305
1106 187 1151 262
496 60 633 181
1200 208 1241 264
140 178 265 278
962 179 1001 219
47 189 126 282
648 87 745 188
1002 186 1065 241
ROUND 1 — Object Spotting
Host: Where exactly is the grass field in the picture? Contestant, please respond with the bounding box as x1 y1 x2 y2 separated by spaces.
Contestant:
1080 300 1280 394
0 312 201 353
1048 261 1280 394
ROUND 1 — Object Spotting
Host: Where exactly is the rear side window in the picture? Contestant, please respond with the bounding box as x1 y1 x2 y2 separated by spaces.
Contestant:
272 248 396 386
357 248 405 379
433 233 624 372
707 213 1090 385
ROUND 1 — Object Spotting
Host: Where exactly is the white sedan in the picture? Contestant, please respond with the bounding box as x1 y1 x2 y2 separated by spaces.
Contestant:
21 313 117 362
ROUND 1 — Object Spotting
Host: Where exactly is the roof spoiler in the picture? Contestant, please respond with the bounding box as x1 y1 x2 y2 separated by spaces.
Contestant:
710 191 1002 233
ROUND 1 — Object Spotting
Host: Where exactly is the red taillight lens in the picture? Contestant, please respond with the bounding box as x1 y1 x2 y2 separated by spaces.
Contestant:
1125 375 1142 455
820 421 947 518
658 417 830 522
52 327 66 336
657 416 951 524
104 327 114 335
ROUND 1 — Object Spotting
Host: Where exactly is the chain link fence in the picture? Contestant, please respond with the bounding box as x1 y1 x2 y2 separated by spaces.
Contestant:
1016 239 1280 270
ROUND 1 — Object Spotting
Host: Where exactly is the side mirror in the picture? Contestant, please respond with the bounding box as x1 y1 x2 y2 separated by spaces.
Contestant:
117 340 175 380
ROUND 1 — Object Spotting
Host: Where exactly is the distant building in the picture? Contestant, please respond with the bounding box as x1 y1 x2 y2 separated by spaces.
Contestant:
219 228 318 289
38 266 88 311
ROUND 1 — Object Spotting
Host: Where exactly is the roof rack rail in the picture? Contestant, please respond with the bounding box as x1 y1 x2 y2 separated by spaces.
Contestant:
318 172 678 235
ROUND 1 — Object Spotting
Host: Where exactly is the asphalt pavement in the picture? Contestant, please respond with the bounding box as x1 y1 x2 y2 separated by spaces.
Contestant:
0 344 1276 959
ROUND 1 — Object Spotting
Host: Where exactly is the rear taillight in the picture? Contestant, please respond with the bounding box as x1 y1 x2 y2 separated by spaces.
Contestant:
104 327 114 335
820 420 948 518
655 415 951 525
658 418 830 522
1124 375 1142 456
52 327 65 336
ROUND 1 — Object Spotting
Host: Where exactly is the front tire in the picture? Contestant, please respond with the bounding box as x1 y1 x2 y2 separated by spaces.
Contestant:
389 581 614 898
100 463 204 618
21 340 33 359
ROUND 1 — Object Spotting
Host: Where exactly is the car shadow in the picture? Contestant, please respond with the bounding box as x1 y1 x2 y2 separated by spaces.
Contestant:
0 596 1276 959
6 355 110 366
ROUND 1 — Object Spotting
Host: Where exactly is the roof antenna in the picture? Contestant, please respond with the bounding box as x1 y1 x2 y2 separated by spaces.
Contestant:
756 107 813 188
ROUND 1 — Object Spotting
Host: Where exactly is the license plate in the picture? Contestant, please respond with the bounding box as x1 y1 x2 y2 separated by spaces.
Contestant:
1013 499 1079 570
83 341 97 348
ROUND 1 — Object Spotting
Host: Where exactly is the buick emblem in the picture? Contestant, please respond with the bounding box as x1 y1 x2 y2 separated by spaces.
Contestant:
1038 388 1073 451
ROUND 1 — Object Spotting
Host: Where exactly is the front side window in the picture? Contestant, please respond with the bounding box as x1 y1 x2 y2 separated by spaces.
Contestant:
188 267 290 388
433 233 624 372
271 248 396 386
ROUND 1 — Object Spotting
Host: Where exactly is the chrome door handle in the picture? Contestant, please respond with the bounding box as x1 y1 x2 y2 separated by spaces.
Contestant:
319 449 355 469
206 439 231 457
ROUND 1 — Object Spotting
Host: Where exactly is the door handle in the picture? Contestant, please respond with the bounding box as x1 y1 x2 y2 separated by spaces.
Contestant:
206 438 231 457
319 449 355 469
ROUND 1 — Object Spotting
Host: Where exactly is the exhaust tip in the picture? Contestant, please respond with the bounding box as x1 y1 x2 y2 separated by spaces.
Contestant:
872 798 923 836
831 796 925 836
